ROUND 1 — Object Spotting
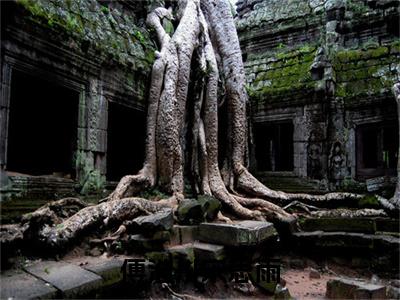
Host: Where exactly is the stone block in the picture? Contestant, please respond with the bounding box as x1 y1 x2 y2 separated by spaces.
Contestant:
130 208 174 233
0 269 58 299
25 261 103 298
176 199 204 225
197 195 221 221
127 234 165 252
167 244 195 272
83 258 124 287
198 221 277 246
326 277 386 299
193 241 225 262
170 225 199 245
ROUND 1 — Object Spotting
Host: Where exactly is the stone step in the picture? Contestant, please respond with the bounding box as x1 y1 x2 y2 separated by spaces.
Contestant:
326 277 386 299
198 220 277 246
300 217 399 234
292 231 400 254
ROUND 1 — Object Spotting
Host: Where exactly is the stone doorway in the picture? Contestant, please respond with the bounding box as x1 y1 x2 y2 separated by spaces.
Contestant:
106 102 146 181
356 122 398 179
6 70 79 178
254 122 294 172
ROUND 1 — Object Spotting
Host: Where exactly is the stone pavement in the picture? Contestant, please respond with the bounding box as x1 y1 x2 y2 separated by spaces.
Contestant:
0 257 124 299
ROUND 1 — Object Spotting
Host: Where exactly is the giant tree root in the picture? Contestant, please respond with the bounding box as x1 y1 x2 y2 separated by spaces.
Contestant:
0 197 173 253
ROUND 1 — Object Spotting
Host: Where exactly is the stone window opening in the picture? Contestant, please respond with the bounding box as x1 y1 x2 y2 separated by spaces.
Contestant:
356 122 398 179
254 121 294 172
6 69 79 178
106 102 146 182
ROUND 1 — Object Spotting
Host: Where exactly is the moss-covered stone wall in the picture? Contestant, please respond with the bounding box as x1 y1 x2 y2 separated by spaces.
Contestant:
333 41 400 107
238 0 399 192
246 45 318 109
16 0 155 73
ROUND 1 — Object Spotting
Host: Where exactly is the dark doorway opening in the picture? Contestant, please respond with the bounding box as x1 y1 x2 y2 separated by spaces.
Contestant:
254 122 294 171
107 103 146 181
356 122 398 178
7 70 79 177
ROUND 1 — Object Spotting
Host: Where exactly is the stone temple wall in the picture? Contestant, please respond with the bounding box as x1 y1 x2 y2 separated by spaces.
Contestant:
0 0 398 202
0 0 155 200
237 0 399 194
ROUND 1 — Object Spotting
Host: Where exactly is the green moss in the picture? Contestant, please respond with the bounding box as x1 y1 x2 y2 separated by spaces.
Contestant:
74 150 105 195
16 0 155 72
332 42 399 103
249 46 317 104
358 195 381 208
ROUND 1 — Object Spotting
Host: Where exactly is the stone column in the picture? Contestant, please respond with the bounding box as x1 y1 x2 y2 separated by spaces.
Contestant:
76 78 107 194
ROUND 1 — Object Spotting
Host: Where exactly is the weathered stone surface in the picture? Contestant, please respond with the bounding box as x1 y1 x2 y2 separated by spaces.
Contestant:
300 217 377 233
197 195 221 221
130 208 174 233
0 269 58 299
83 258 124 287
193 242 225 262
387 286 400 299
309 268 321 279
167 244 195 272
326 277 386 299
274 284 292 299
170 225 199 245
375 218 400 233
293 231 399 256
198 221 277 246
25 261 103 298
176 199 204 225
127 234 165 252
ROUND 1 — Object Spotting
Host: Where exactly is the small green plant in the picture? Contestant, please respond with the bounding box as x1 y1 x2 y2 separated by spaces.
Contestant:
44 268 50 274
101 5 109 14
276 43 286 49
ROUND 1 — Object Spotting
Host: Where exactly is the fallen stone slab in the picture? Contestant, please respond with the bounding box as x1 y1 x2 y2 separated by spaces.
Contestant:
198 221 277 246
0 269 58 299
130 208 174 233
25 261 103 298
194 241 225 262
326 277 386 299
83 258 124 287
